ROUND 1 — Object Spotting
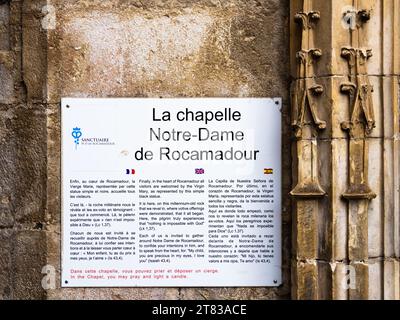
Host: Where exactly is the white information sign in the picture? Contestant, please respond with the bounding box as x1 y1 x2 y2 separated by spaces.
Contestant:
61 98 282 287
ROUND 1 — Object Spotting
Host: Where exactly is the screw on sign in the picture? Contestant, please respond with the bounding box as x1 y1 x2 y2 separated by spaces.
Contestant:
126 169 136 175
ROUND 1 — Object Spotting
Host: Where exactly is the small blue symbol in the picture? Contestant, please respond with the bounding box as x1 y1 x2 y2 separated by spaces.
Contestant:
72 127 82 149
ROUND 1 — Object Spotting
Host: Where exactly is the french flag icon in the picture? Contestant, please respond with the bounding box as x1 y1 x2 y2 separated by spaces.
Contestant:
126 169 136 175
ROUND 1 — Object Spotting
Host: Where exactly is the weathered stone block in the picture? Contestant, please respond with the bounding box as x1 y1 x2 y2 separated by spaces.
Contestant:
0 106 47 224
368 138 383 258
383 259 400 300
0 229 12 299
22 0 48 102
47 0 289 102
330 139 349 261
368 259 383 300
12 230 47 299
292 259 318 300
382 76 400 139
45 104 61 224
0 2 15 104
348 261 369 300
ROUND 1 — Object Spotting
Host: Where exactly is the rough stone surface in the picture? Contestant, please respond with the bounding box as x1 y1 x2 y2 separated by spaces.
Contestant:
0 106 47 225
12 230 47 299
0 229 12 299
0 3 15 104
47 0 289 101
0 105 48 299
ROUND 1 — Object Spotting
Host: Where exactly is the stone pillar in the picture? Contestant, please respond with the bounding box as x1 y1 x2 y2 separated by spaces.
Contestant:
0 0 47 299
290 0 400 300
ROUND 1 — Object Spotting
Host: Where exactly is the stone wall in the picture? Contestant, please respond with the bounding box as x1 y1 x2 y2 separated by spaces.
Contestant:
0 0 291 299
5 0 398 301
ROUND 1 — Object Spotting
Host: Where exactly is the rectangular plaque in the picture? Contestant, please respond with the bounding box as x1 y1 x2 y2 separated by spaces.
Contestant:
61 98 282 287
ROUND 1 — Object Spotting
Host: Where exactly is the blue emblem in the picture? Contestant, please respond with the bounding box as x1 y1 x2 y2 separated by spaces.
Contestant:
72 127 82 149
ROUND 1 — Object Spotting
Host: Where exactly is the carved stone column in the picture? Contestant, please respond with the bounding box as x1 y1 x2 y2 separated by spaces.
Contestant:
291 0 400 300
290 0 326 300
340 4 375 299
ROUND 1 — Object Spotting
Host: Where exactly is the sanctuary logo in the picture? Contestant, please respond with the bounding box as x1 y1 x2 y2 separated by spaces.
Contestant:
71 127 115 149
71 127 82 149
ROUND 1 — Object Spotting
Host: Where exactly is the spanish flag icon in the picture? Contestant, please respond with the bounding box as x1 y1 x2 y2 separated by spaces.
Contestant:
264 168 273 175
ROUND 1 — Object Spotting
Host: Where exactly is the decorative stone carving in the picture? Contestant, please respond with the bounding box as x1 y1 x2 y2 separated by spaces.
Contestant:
291 0 400 300
291 0 326 198
342 8 371 30
340 23 376 200
339 2 376 300
294 11 320 30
